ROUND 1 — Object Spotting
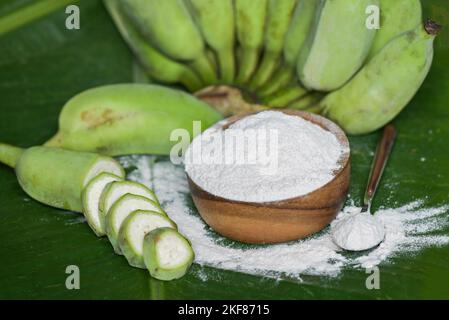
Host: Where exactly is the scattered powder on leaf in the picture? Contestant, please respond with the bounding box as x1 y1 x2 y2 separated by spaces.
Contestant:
122 156 449 279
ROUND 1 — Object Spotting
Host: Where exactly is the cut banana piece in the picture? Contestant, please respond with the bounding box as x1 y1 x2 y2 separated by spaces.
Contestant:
100 180 158 216
82 172 123 236
119 210 177 268
143 228 195 281
106 194 166 254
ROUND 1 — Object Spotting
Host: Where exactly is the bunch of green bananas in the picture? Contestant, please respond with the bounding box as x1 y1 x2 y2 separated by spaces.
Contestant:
105 0 439 135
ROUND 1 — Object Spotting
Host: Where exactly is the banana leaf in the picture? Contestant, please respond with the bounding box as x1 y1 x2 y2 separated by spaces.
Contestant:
0 0 449 299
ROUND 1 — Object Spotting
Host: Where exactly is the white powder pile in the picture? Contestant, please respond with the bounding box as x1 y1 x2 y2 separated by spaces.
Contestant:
122 156 449 279
185 111 349 202
331 213 386 251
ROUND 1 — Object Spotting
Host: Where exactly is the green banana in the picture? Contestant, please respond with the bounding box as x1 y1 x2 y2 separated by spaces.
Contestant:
205 48 219 79
104 0 203 92
263 85 308 108
321 21 440 135
187 0 235 84
288 92 324 111
44 84 222 156
297 0 378 91
234 0 268 85
120 0 217 85
249 0 297 89
258 0 320 97
0 144 124 213
367 0 422 60
257 67 295 98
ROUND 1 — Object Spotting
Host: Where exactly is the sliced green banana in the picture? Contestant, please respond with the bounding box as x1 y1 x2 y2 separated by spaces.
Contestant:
143 227 195 281
100 180 158 218
106 194 166 254
82 172 123 236
297 0 378 91
119 210 177 268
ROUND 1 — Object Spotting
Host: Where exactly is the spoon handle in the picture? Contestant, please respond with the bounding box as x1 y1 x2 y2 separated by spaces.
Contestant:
363 124 398 213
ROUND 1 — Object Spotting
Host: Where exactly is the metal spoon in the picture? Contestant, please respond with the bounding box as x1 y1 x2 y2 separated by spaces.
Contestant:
331 125 398 251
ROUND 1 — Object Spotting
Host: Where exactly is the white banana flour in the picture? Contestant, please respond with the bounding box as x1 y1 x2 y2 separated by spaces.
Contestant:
184 111 349 202
122 156 449 279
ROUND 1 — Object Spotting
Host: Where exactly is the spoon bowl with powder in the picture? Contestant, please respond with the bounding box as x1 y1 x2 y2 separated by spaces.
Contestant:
185 110 351 244
331 125 397 251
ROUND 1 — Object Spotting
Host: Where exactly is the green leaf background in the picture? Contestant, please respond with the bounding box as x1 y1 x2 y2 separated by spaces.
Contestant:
0 0 448 299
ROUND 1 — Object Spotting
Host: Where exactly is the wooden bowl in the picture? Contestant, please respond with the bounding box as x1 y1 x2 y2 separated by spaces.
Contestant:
186 110 351 244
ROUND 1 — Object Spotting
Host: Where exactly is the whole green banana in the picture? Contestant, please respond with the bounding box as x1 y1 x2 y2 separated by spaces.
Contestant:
187 0 235 84
321 21 440 135
263 85 308 108
288 92 324 111
0 144 124 212
367 0 422 60
258 0 321 97
44 84 222 155
297 0 378 91
105 0 203 92
249 0 297 90
120 0 217 85
234 0 268 85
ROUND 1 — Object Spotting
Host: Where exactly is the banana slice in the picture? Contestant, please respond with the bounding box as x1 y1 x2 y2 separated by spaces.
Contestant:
119 210 177 268
106 194 166 254
82 172 123 236
100 180 159 217
143 228 195 281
